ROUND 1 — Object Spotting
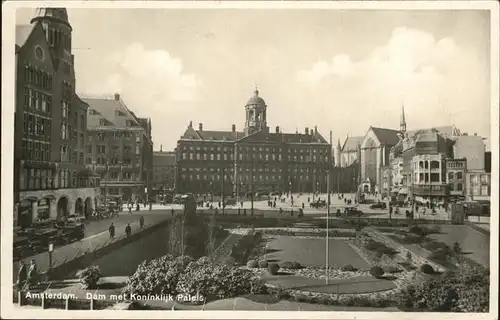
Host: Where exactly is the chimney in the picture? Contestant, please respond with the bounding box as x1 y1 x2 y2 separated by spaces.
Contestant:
232 124 236 132
276 126 280 134
199 123 203 131
114 93 120 101
189 121 193 127
314 126 318 135
305 127 309 135
160 144 163 152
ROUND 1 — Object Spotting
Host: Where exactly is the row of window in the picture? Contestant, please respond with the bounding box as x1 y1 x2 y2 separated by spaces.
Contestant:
180 145 328 155
62 100 70 119
46 27 71 52
414 172 443 184
470 174 490 185
87 157 137 166
24 88 52 113
180 174 326 182
60 145 71 163
20 168 54 190
92 131 137 140
61 122 70 140
87 145 140 155
62 81 73 100
21 139 51 162
447 171 464 181
23 112 51 137
100 171 133 180
24 66 52 90
414 160 441 170
447 161 465 169
180 152 329 163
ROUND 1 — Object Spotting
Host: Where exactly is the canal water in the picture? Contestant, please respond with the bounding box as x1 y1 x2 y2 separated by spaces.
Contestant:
90 225 171 277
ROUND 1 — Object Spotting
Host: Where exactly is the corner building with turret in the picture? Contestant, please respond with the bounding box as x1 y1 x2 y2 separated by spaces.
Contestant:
175 89 332 197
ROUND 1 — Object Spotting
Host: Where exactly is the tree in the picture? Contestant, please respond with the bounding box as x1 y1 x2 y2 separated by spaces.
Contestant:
206 211 217 257
452 242 462 256
169 216 187 257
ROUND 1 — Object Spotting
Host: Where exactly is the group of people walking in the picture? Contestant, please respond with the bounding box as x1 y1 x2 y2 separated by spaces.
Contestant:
108 216 145 240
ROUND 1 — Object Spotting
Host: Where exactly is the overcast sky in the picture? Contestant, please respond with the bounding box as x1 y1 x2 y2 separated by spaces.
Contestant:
16 8 491 151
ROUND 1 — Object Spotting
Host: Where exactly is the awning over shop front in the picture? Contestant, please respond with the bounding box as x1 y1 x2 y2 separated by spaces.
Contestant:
19 196 37 203
40 194 56 200
398 188 408 195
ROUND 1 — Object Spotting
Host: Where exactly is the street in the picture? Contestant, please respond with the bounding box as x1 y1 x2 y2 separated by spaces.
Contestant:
12 209 179 284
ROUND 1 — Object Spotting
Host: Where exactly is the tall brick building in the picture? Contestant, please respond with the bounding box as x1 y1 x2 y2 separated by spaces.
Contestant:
152 148 176 191
82 94 153 203
175 89 332 197
14 8 100 227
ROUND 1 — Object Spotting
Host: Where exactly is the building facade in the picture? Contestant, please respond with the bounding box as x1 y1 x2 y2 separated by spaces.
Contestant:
411 154 448 203
14 8 100 227
175 89 332 197
152 148 176 191
446 158 467 201
466 171 491 201
83 93 153 203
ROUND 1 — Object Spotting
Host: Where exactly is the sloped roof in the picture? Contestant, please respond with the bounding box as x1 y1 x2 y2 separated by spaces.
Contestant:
180 128 329 144
406 125 460 139
83 96 142 130
342 136 363 152
415 132 439 143
16 25 33 48
371 127 401 146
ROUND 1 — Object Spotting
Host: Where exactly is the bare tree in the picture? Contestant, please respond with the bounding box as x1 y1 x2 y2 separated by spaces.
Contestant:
169 216 186 257
206 211 216 257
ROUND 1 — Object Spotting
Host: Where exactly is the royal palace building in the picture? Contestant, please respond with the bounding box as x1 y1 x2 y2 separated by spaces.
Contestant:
14 8 100 228
175 89 332 198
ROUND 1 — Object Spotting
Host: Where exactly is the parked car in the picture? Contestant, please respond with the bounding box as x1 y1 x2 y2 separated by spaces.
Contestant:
370 202 387 209
67 214 85 223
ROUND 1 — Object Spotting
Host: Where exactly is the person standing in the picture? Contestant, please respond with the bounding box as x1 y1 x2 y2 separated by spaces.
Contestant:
109 222 115 240
149 201 152 211
17 261 27 290
26 260 38 290
125 223 132 237
139 216 144 229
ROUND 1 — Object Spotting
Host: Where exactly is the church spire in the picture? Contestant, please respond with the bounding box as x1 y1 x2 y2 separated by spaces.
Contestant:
400 103 407 134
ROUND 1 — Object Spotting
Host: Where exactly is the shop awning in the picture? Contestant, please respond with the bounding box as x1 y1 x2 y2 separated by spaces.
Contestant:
40 194 56 200
19 196 37 203
398 188 409 195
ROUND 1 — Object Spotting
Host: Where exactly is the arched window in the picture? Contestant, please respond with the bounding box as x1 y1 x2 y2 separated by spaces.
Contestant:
456 172 463 180
448 172 454 180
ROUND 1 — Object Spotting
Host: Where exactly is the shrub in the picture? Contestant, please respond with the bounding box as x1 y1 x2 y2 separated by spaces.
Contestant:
370 266 384 278
396 266 489 312
76 265 102 289
429 248 452 265
268 263 280 275
123 255 194 296
385 265 402 273
176 257 256 301
279 261 294 269
267 285 290 300
258 260 268 268
340 264 358 272
249 277 268 294
420 263 435 274
246 260 258 268
291 261 302 269
409 226 426 236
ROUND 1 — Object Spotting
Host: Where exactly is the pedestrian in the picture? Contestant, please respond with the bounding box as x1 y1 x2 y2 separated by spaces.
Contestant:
139 216 144 229
279 207 283 216
240 201 243 208
26 260 38 290
136 203 140 212
17 261 27 290
149 202 152 211
125 223 132 237
171 208 175 218
302 202 305 209
109 222 115 240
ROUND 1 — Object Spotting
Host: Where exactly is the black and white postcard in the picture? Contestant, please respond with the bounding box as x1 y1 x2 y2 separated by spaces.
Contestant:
1 1 498 319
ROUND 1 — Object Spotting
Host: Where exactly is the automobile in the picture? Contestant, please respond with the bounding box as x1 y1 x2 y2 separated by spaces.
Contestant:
344 207 363 216
270 191 280 196
370 202 387 209
67 214 85 223
310 200 327 209
172 195 183 204
224 198 237 206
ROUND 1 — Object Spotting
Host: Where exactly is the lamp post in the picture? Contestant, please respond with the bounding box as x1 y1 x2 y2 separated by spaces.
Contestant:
47 242 54 281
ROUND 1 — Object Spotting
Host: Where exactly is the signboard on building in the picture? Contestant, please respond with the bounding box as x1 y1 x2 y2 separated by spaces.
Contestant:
413 184 447 196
